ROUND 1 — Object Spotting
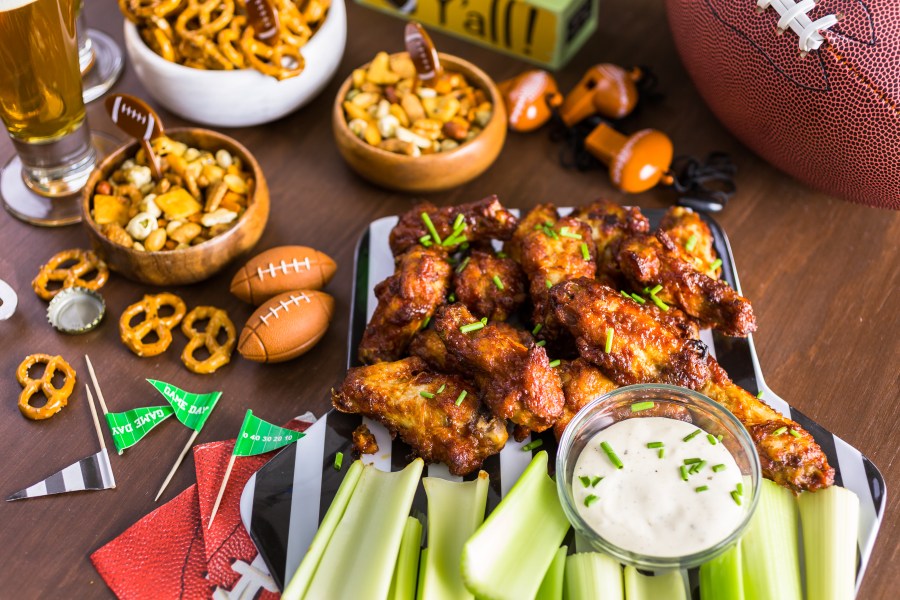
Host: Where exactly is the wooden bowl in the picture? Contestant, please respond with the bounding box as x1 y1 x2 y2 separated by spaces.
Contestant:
82 128 269 286
332 53 507 193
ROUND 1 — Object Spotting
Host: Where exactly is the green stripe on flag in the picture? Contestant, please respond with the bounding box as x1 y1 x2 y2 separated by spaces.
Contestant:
233 410 304 457
104 406 174 454
147 379 222 431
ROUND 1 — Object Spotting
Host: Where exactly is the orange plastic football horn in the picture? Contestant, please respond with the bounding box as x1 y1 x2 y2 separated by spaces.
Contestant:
497 70 564 132
560 64 643 127
584 123 674 193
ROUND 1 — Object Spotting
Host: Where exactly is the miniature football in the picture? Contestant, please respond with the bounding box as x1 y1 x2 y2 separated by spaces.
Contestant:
238 290 334 363
665 0 900 209
230 246 337 305
105 94 164 141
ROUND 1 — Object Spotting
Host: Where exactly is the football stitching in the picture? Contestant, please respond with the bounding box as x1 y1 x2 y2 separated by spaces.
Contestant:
259 293 311 326
256 257 312 281
823 44 900 116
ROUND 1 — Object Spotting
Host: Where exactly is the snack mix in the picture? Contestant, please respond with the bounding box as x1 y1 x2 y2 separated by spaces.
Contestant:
343 52 493 156
92 136 253 251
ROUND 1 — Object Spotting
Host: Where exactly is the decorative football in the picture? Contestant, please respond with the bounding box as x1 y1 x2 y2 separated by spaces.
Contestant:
105 94 164 141
230 246 337 305
665 0 900 209
238 290 334 363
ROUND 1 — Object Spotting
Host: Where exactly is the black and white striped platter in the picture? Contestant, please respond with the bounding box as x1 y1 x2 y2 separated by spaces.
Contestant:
241 208 886 593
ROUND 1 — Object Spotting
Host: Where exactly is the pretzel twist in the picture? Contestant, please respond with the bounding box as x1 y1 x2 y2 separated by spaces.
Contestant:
180 306 236 374
119 293 187 357
32 249 109 301
175 0 235 41
216 15 246 68
240 25 304 80
16 354 76 420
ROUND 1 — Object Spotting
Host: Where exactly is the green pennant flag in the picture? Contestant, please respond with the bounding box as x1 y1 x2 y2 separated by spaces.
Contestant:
233 410 304 457
104 406 175 454
147 379 222 432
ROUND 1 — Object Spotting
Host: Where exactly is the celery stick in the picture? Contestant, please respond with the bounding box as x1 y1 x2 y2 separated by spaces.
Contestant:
741 479 802 600
302 459 424 600
283 460 364 600
417 548 429 600
699 542 744 600
624 565 687 600
798 486 860 600
461 451 571 600
535 546 567 600
390 516 423 600
563 553 623 600
421 472 489 600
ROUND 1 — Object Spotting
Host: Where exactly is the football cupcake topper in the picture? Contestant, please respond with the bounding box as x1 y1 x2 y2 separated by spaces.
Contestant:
104 94 165 180
404 22 442 82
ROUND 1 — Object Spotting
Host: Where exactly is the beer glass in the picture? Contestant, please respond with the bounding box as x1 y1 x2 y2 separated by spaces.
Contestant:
0 0 96 226
77 1 124 104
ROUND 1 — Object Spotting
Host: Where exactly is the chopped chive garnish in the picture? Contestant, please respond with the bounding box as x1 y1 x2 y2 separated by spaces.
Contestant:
542 225 558 239
683 458 702 465
630 293 646 304
696 485 709 493
579 475 591 488
651 294 669 311
448 293 456 303
658 448 665 458
631 401 655 412
443 233 468 247
685 234 698 252
492 275 505 290
584 494 599 507
437 384 445 394
560 228 582 240
789 429 801 438
545 279 553 289
496 251 507 258
605 328 614 353
647 442 664 449
683 429 701 442
736 482 743 495
481 316 488 325
460 321 485 334
522 439 543 452
535 340 546 347
460 242 469 250
620 290 631 299
712 464 726 473
334 452 343 470
420 239 432 247
772 426 788 436
756 390 764 399
548 359 561 368
544 221 554 227
421 212 442 245
532 323 543 335
455 390 467 406
453 213 465 230
692 460 707 473
707 434 718 445
650 284 663 295
643 286 650 294
717 434 724 442
731 491 742 506
455 256 470 273
600 441 623 469
421 316 431 330
420 391 435 399
591 476 603 487
680 465 689 481
580 242 590 261
708 258 722 275
419 234 432 244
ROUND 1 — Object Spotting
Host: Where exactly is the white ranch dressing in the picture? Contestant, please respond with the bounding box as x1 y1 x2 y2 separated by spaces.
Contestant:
573 416 744 557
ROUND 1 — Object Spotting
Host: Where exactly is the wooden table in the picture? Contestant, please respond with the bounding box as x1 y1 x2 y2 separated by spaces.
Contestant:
1 0 896 597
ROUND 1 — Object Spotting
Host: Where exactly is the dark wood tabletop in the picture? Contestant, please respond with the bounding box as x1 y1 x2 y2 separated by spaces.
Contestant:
1 0 897 597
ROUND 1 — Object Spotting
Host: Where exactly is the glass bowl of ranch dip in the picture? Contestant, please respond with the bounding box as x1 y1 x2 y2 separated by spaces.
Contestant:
556 384 761 570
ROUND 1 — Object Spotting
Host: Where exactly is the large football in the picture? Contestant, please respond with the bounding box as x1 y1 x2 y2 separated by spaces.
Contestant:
238 290 334 363
665 0 900 209
230 246 337 305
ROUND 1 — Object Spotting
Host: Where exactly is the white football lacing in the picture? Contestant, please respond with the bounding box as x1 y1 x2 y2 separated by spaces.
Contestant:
757 0 840 53
259 292 311 326
256 257 312 281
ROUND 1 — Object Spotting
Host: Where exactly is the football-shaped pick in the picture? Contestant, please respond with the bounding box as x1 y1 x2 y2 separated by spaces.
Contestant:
238 290 334 363
230 246 337 305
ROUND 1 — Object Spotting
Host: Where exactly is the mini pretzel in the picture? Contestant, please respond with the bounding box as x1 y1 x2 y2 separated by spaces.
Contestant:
181 306 235 374
141 16 177 62
175 0 234 41
119 0 184 22
216 15 246 68
277 2 312 49
32 249 109 301
119 293 187 357
17 354 76 420
240 26 304 80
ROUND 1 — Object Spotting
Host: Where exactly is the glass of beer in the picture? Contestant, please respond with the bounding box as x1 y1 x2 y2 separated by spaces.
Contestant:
77 1 124 104
0 0 96 226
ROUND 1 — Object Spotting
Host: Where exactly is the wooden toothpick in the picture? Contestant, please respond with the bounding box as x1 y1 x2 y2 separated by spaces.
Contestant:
85 386 106 452
207 453 238 529
84 355 110 416
154 429 200 501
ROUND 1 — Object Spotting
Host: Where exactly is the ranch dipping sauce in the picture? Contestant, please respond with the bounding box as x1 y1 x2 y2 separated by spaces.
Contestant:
572 416 745 557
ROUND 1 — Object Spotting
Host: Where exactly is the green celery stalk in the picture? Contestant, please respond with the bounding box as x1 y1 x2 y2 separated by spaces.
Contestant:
421 472 489 600
563 553 623 600
389 516 423 600
699 542 744 600
535 546 567 600
742 479 802 600
301 458 424 599
461 451 570 600
283 460 364 600
417 548 429 600
624 565 687 600
798 486 860 600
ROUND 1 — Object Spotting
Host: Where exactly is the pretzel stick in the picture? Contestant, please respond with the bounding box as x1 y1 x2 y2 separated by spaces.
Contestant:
84 355 110 415
85 386 106 452
155 428 200 501
207 453 237 529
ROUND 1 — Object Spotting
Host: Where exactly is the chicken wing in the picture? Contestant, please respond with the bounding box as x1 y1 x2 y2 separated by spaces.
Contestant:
505 203 559 263
658 206 721 277
550 277 833 492
410 321 533 374
333 357 508 476
453 250 527 321
570 199 649 285
554 358 618 439
358 245 452 364
434 303 564 434
389 195 518 256
617 230 756 337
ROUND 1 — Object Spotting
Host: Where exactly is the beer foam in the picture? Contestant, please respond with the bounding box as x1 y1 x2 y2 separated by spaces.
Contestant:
0 0 39 11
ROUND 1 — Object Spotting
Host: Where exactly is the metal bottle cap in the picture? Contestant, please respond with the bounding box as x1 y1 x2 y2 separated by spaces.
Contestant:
47 287 106 334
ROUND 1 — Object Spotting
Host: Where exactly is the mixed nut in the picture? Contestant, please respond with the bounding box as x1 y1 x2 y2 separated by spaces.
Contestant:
342 51 493 156
91 136 253 252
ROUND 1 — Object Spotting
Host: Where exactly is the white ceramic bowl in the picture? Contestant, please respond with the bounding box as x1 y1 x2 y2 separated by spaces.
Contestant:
123 0 346 127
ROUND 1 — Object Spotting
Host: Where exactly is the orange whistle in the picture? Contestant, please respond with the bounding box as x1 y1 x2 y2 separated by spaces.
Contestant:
584 123 673 193
498 70 564 132
560 64 642 127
